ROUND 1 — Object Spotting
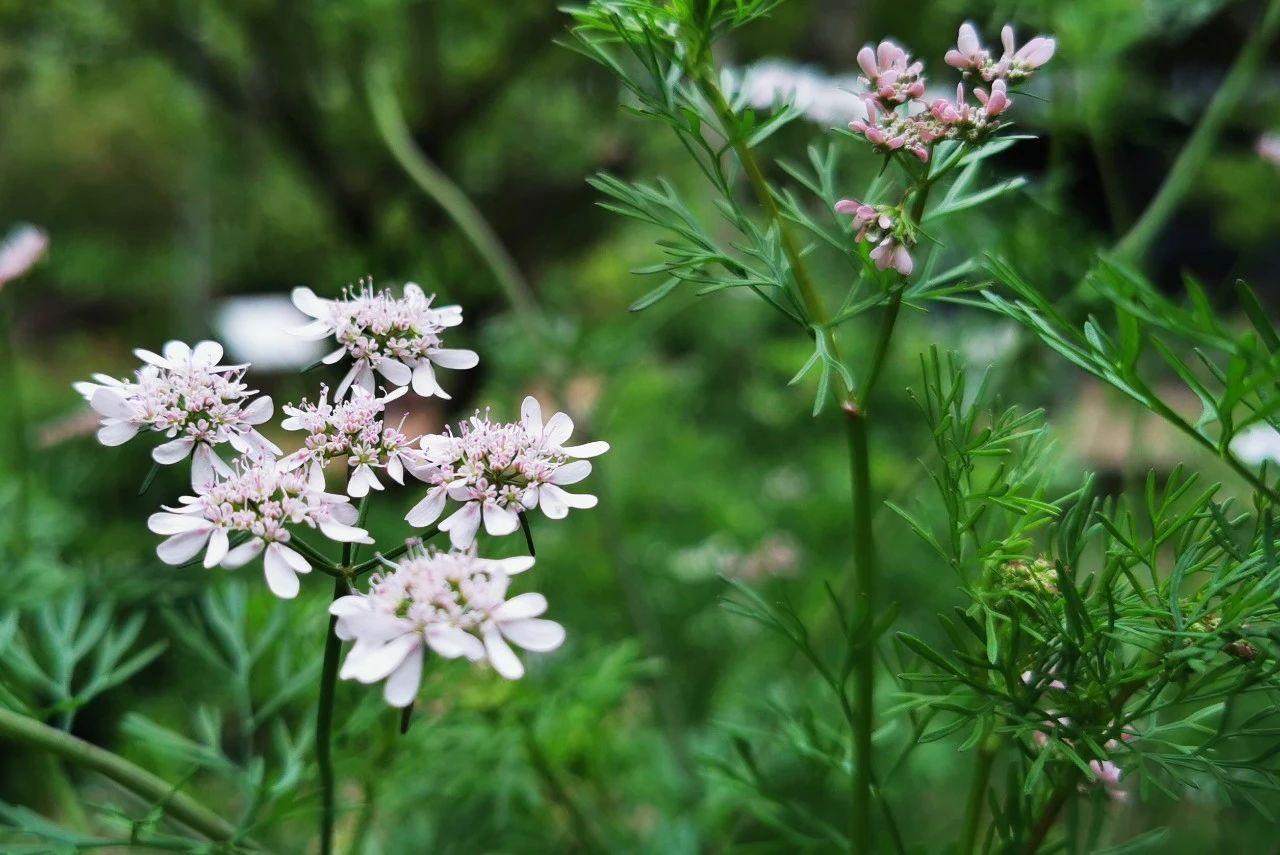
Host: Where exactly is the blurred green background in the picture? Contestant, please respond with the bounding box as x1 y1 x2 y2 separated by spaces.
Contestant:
2 0 1280 851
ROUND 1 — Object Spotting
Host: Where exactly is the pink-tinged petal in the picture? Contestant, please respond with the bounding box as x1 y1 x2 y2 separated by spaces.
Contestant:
483 502 520 536
0 225 48 286
834 199 862 214
893 245 914 276
428 348 479 370
958 22 981 55
1018 37 1055 67
944 49 967 68
1001 24 1016 57
222 538 265 569
550 460 592 485
856 46 878 80
274 543 312 574
492 592 548 621
157 529 213 565
440 502 482 548
340 633 419 683
321 346 347 365
383 646 424 707
482 624 524 680
386 455 404 485
520 396 543 435
405 487 448 527
191 444 224 491
500 618 565 653
291 286 330 320
203 528 230 568
152 437 195 465
425 625 486 660
263 543 302 598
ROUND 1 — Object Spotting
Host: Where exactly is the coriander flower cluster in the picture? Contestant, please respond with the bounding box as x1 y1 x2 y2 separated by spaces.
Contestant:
405 396 610 548
331 545 564 703
76 340 278 487
832 199 916 275
837 22 1053 279
147 458 369 598
847 23 1053 163
75 276 601 711
291 280 478 400
280 385 421 497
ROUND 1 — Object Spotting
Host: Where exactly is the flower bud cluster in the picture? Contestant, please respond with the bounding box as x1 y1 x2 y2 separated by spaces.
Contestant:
833 199 917 275
944 23 1056 83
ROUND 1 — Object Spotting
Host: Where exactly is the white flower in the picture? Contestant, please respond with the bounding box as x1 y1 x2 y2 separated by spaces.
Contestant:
279 385 421 497
147 457 371 599
0 224 48 289
290 280 478 400
74 340 278 488
1231 423 1280 466
404 396 609 548
331 544 564 704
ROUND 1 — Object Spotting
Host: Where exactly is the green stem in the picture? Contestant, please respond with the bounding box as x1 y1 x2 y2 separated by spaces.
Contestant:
844 406 875 854
0 706 242 843
0 301 31 556
365 61 543 329
349 527 440 577
959 741 999 855
316 575 345 855
1114 0 1280 262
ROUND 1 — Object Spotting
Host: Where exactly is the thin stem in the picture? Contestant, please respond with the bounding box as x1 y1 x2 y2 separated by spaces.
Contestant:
315 575 346 855
349 527 440 577
959 740 999 855
519 512 536 557
0 706 243 843
844 406 875 854
365 61 543 330
291 535 341 573
1114 0 1280 262
1025 783 1071 854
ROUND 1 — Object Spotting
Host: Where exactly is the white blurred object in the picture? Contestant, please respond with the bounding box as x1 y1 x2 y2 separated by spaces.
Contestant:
1230 424 1280 466
214 294 324 371
0 224 48 288
728 59 868 126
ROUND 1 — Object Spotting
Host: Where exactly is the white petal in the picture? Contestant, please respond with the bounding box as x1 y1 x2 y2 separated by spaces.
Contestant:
411 362 446 398
520 396 543 435
376 358 412 386
203 529 230 568
492 593 548 621
562 441 610 459
273 543 312 574
500 618 565 652
347 464 382 498
550 460 591 485
543 412 574 446
152 437 195 465
133 348 169 369
425 625 486 660
290 319 333 340
222 538 265 568
486 556 536 575
428 348 478 370
321 345 347 365
405 488 447 527
483 502 520 536
319 520 372 543
483 624 524 679
263 543 302 598
156 529 212 565
440 502 482 548
386 455 404 485
147 512 210 535
291 286 330 319
90 387 134 420
539 484 596 519
97 421 139 446
191 341 224 368
340 633 418 683
191 444 224 490
242 396 273 425
334 362 363 400
161 341 191 364
383 646 424 707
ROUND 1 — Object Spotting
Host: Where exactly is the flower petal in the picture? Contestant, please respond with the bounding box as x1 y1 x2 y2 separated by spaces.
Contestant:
291 286 330 319
340 633 418 683
550 460 591 485
152 437 195 465
263 543 302 598
440 502 482 548
428 348 478 370
383 646 424 707
222 538 265 569
203 528 230 568
520 396 543 435
493 592 547 621
483 502 520 536
561 441 610 459
543 412 574 446
482 624 524 680
500 618 565 653
157 529 212 565
405 488 448 527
